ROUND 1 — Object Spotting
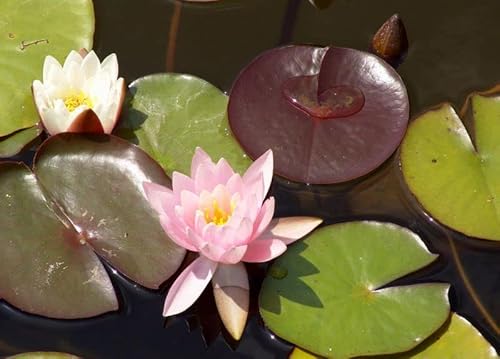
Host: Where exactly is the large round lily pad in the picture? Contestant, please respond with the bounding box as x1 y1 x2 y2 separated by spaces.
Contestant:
259 221 450 358
401 91 500 241
119 73 251 176
0 0 94 137
0 134 185 318
228 46 409 184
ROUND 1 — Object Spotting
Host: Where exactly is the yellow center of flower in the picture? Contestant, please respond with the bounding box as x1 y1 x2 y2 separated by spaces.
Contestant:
63 92 93 112
203 200 235 226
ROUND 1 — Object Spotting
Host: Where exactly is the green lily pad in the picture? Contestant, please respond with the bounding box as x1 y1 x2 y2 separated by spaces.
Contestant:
400 313 499 358
118 73 251 176
401 92 500 241
0 134 185 318
0 125 42 158
259 221 450 359
0 0 94 137
289 313 499 358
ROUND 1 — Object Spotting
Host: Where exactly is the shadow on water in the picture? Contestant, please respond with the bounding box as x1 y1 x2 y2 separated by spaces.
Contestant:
260 241 323 315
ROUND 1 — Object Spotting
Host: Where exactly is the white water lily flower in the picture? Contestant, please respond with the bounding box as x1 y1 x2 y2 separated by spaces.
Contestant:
32 50 126 135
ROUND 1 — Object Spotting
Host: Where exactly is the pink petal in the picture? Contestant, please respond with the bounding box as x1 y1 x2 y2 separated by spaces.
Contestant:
252 197 275 239
143 182 173 215
163 256 217 316
212 263 249 290
194 163 217 192
219 245 248 264
172 172 196 195
180 190 200 227
191 147 214 177
194 209 207 235
226 173 244 194
242 150 273 201
215 158 236 184
159 215 197 252
259 217 323 245
241 239 287 263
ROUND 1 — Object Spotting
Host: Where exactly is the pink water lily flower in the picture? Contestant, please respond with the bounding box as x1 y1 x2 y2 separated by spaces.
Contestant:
143 148 322 339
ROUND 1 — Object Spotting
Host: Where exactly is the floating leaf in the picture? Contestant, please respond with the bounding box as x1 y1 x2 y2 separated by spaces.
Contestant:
400 313 499 358
0 126 42 158
401 92 500 241
288 314 499 358
0 0 94 137
228 46 409 184
119 73 251 176
0 134 185 318
260 221 450 358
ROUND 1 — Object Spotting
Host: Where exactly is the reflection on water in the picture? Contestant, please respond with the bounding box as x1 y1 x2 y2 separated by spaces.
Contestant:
1 0 499 357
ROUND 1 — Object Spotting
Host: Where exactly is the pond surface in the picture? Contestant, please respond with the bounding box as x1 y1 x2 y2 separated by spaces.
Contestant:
1 0 499 357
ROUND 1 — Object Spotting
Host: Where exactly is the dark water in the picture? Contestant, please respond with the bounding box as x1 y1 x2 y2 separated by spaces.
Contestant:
1 0 499 357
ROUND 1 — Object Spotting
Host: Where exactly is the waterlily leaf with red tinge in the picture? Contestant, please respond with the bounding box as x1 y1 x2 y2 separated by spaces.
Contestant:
0 134 185 318
228 45 409 184
0 163 117 318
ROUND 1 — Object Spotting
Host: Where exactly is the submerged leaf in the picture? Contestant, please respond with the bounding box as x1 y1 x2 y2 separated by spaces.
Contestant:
0 0 94 136
260 221 450 358
401 90 500 241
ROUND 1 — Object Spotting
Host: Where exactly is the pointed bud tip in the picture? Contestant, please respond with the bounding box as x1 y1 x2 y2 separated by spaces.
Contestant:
371 13 409 67
213 286 249 341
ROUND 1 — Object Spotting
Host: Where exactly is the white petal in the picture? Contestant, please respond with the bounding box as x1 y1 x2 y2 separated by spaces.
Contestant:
63 50 83 71
32 80 49 111
65 61 84 89
41 106 70 135
93 78 125 133
81 51 101 80
42 56 63 84
100 53 119 80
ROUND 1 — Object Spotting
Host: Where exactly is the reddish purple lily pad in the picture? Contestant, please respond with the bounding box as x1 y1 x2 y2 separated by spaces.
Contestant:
0 134 185 318
228 45 409 184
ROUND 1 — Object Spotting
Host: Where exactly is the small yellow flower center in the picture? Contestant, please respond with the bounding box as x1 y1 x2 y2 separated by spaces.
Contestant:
63 92 93 112
203 200 235 226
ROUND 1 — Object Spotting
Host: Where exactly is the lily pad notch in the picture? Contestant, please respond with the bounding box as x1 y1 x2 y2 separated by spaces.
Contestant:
228 45 409 184
0 134 185 319
260 221 450 358
401 87 500 241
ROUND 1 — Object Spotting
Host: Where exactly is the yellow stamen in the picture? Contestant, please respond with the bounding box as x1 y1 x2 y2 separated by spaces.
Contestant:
204 199 235 226
63 92 93 112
